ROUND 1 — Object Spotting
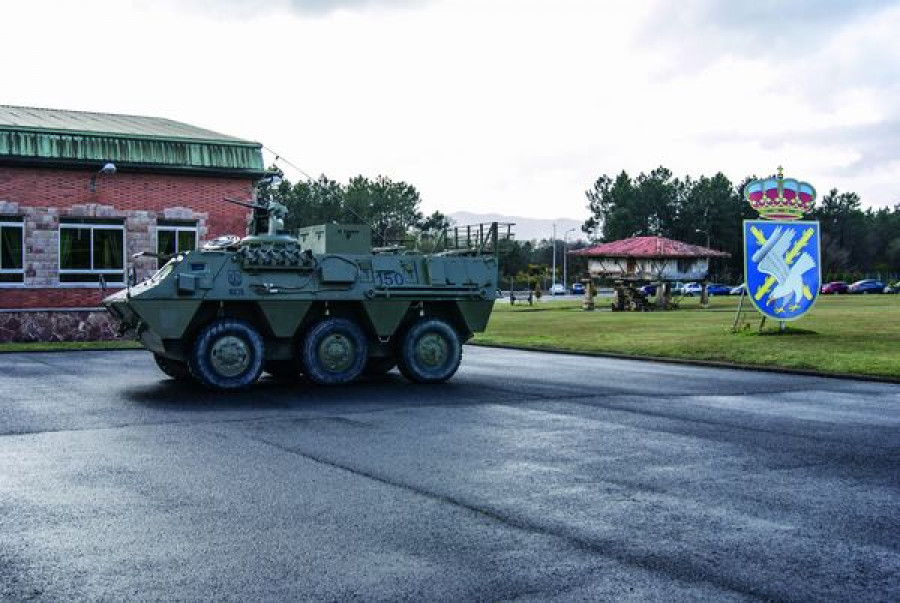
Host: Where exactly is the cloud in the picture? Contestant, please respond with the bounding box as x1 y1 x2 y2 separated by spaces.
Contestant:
5 0 897 215
627 0 900 204
766 120 900 177
174 0 428 18
640 0 898 63
677 0 893 31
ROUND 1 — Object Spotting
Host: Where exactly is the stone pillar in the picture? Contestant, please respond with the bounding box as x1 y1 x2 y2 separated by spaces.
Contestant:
582 280 595 311
128 211 156 281
611 282 624 311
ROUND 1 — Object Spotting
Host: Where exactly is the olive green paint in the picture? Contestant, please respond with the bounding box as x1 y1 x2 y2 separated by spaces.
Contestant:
132 299 202 338
297 224 372 254
456 300 495 332
259 301 311 337
320 257 359 283
362 301 411 337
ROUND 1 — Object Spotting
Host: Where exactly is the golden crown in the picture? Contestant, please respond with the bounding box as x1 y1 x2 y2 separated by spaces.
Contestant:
744 167 816 220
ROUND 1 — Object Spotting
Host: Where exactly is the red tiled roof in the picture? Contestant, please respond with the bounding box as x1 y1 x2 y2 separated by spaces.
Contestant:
569 236 730 258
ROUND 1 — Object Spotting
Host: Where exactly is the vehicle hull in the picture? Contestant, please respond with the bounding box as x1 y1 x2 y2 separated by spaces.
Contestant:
103 222 503 387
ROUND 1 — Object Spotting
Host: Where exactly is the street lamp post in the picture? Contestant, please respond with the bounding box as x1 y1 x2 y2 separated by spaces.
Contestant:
695 227 711 306
695 227 710 248
697 204 711 248
551 223 557 288
563 227 576 291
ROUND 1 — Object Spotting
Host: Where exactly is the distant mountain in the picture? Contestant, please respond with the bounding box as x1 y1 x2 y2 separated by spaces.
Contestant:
448 212 587 243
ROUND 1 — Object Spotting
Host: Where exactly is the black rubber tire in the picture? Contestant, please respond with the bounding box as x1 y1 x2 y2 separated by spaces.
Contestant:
189 319 264 390
264 359 302 380
364 356 397 376
397 318 462 384
301 317 367 385
153 354 194 383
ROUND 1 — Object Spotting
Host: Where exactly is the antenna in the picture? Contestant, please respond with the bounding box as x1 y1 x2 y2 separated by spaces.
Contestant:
262 146 392 244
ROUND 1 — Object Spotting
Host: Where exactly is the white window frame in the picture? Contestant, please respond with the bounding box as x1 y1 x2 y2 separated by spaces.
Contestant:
156 223 198 267
0 220 25 287
58 223 126 287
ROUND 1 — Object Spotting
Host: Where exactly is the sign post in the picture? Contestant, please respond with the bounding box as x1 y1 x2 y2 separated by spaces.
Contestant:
743 167 821 325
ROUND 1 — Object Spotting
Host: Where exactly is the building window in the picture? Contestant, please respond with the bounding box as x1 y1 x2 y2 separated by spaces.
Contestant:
0 217 24 284
677 259 693 274
59 219 125 284
157 220 197 268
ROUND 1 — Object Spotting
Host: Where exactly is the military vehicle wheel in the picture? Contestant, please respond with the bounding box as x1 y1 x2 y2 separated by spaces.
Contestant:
364 356 397 376
265 359 302 380
153 354 194 383
398 318 462 383
302 317 367 385
189 319 265 390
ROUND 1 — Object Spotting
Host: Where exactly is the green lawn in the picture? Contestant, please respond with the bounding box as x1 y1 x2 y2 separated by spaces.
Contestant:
475 294 900 378
0 340 141 353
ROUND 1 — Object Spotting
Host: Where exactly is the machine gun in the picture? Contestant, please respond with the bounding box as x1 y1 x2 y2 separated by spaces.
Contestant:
224 172 288 238
224 197 289 237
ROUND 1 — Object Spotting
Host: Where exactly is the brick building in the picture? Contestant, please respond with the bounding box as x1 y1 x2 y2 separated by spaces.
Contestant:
0 105 264 342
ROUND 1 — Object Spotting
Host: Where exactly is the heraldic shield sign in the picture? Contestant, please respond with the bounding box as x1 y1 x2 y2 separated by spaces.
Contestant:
743 167 821 321
743 220 821 320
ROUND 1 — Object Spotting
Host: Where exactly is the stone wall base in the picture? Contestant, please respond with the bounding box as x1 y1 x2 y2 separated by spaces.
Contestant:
0 309 120 343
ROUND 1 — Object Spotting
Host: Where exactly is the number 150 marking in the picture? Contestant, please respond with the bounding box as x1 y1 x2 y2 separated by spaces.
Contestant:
375 271 405 287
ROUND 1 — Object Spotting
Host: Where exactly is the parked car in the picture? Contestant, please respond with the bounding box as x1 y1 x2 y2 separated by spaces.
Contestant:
681 282 729 297
549 283 566 295
848 279 885 294
570 282 586 295
729 284 746 295
683 282 702 296
821 281 849 294
885 283 900 294
639 282 683 296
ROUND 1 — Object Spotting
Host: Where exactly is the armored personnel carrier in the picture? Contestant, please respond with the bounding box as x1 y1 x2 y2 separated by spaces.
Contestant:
103 180 508 390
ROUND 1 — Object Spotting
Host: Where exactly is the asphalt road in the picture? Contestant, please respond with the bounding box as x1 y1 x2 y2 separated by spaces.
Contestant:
1 347 899 601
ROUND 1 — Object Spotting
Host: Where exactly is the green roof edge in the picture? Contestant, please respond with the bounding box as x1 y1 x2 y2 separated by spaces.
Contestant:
0 124 261 147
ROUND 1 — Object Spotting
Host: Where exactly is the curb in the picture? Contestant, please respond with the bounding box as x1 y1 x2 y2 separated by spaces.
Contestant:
467 342 900 385
4 342 899 385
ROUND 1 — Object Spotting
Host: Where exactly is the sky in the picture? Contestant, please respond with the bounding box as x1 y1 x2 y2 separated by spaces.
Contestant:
1 0 899 220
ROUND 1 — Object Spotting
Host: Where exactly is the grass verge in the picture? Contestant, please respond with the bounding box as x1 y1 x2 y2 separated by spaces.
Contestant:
474 294 900 379
0 340 141 353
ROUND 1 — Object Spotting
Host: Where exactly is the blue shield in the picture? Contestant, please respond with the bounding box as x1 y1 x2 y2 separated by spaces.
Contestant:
743 220 821 321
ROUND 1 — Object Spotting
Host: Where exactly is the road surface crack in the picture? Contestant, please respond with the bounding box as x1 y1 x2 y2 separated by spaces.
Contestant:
241 432 774 601
498 397 900 454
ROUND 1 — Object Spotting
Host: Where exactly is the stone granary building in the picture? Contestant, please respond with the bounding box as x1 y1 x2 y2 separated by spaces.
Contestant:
0 105 265 342
571 236 730 282
570 235 730 308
